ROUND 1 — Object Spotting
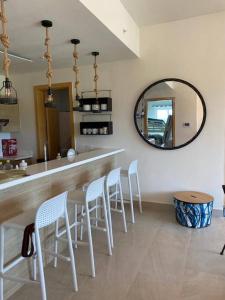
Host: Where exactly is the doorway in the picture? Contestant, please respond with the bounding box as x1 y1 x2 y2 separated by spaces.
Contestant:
34 82 75 161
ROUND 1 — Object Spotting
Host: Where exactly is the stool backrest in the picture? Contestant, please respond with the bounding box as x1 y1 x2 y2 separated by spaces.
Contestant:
35 192 68 229
128 160 138 175
106 167 121 188
86 176 105 202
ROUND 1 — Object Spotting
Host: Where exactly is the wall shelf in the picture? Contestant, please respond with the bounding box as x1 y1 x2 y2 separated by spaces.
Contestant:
76 96 113 136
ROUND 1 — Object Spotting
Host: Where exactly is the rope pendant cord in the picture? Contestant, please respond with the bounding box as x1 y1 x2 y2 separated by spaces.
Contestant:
93 55 99 100
0 0 10 79
73 44 80 100
43 26 53 102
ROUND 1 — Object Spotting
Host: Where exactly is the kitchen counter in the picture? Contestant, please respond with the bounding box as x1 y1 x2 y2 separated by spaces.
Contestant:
0 147 124 299
0 148 124 190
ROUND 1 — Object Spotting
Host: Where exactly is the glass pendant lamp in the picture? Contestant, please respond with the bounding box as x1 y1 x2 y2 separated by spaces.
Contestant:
71 38 80 109
0 0 18 105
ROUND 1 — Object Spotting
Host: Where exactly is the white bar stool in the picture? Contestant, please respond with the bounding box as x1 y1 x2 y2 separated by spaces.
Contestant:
0 210 37 300
121 160 142 223
105 167 127 248
55 177 112 278
0 191 78 300
35 191 78 299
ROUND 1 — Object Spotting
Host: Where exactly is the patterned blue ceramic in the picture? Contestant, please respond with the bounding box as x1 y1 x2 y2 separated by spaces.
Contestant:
174 199 213 228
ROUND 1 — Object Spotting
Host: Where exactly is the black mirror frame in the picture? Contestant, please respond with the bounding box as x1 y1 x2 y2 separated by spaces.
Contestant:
134 78 207 150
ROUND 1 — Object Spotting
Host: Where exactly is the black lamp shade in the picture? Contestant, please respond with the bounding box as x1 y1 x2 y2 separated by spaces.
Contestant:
0 78 18 105
44 87 56 108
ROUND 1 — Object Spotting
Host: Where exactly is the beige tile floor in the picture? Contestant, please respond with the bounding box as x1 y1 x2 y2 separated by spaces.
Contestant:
8 203 225 300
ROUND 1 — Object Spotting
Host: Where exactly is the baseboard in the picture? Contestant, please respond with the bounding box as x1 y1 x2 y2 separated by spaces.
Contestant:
128 197 223 218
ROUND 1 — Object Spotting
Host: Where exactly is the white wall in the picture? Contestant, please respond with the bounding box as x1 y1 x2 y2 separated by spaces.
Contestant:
79 0 140 56
12 11 225 209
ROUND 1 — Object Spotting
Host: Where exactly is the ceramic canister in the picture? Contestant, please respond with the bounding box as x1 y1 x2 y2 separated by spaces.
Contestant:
87 128 92 135
92 128 98 135
92 104 100 111
83 104 91 111
83 128 87 135
100 103 107 111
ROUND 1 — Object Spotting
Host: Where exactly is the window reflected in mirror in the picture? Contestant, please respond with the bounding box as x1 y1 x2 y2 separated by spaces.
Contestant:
134 79 206 150
145 98 174 148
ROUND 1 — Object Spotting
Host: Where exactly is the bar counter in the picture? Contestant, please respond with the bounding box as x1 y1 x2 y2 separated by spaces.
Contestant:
0 148 124 299
0 148 124 190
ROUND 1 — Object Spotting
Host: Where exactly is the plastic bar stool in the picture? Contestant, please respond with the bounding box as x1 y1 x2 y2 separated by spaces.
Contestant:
121 160 142 223
35 191 78 299
105 167 127 248
0 209 37 300
0 192 78 300
58 177 112 278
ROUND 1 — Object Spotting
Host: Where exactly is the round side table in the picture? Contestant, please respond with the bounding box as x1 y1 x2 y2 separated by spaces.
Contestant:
173 191 214 228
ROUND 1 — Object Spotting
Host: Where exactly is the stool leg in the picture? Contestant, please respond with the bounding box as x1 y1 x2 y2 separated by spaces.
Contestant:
115 184 118 209
0 226 4 300
95 198 98 227
136 173 142 214
106 186 114 248
128 175 135 224
54 220 59 268
85 202 96 278
65 210 78 292
80 205 84 241
35 229 47 300
74 204 78 249
102 193 112 256
119 179 127 233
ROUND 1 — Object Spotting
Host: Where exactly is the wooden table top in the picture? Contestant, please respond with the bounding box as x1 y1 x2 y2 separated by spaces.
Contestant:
173 191 214 204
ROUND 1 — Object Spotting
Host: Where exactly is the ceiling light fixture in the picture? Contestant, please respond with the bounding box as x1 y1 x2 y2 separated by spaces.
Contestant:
81 51 111 107
0 0 18 105
92 51 99 100
71 38 80 108
41 19 55 108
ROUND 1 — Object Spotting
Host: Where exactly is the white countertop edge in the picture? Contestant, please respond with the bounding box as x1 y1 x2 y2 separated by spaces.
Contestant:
0 148 124 190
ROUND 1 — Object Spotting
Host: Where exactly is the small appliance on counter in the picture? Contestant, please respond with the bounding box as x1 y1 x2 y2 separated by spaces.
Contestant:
19 160 28 170
67 148 76 157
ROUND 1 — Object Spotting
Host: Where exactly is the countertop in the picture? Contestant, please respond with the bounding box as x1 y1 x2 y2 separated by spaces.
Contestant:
0 148 124 190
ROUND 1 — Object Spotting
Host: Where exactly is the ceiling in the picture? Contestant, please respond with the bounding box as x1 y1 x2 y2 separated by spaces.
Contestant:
2 0 136 74
121 0 225 26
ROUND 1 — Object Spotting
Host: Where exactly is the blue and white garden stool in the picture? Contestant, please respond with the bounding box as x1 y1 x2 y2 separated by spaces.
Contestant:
173 191 214 229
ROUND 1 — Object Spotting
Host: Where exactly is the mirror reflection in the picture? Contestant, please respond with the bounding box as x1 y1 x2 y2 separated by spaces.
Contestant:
135 79 206 149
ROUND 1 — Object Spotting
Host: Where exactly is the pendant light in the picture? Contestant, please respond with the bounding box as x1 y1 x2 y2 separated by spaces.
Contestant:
41 20 55 108
71 38 80 108
0 0 17 105
92 51 100 112
80 51 111 113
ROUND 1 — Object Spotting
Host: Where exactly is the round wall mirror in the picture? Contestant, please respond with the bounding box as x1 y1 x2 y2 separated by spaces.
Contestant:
134 78 206 150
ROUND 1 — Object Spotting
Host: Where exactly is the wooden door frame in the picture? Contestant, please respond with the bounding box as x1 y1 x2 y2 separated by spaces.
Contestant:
144 97 175 146
33 82 75 159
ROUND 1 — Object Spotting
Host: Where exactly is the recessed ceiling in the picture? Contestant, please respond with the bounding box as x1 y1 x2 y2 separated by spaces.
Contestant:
121 0 225 26
1 0 137 74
